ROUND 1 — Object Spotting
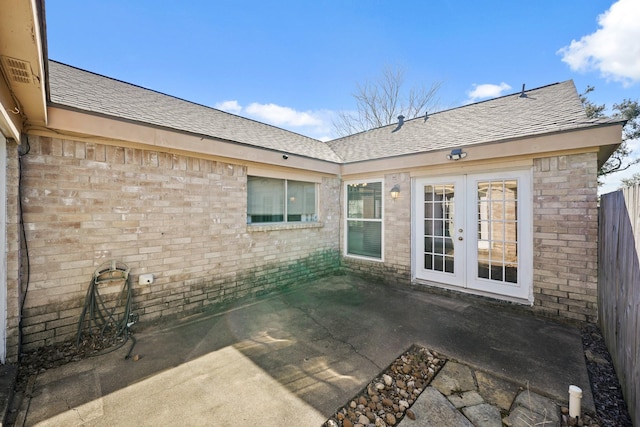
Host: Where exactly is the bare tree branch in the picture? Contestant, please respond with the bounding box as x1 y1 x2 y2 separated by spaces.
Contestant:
333 66 441 137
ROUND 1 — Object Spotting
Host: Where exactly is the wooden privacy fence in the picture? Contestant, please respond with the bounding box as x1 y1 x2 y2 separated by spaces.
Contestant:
598 184 640 427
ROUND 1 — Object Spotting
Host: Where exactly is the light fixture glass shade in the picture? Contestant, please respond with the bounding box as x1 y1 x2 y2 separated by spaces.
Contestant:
390 184 401 200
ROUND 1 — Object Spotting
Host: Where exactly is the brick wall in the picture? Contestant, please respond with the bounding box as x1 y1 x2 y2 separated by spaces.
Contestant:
341 155 600 323
4 141 22 362
18 135 340 351
14 136 601 352
533 153 599 322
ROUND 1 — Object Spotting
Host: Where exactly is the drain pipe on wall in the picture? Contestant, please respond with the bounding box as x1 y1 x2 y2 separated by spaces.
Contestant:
569 385 583 419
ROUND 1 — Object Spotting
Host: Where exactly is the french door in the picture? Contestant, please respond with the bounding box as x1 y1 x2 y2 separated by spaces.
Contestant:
414 171 532 302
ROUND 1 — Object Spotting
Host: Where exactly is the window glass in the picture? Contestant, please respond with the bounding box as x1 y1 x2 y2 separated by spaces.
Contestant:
346 181 383 259
347 221 382 258
247 176 316 224
287 180 316 222
347 182 382 219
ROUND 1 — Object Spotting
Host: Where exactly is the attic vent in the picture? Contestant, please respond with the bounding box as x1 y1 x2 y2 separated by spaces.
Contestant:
0 56 33 84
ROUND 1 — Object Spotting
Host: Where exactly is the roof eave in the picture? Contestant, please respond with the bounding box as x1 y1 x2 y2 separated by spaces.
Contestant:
40 104 343 174
339 122 624 176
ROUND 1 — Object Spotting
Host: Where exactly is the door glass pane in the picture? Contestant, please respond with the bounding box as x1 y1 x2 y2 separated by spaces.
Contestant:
476 179 518 284
425 254 433 270
425 237 434 252
444 255 454 273
425 219 434 236
478 264 490 279
444 237 454 256
434 255 444 272
493 222 505 242
423 184 455 274
504 180 517 199
505 243 518 283
424 202 433 220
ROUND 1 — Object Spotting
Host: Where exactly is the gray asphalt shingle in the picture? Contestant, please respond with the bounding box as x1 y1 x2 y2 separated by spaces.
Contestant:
47 61 342 163
48 61 615 165
326 80 617 163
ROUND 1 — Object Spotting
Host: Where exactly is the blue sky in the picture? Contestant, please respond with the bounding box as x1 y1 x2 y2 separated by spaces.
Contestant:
45 0 639 192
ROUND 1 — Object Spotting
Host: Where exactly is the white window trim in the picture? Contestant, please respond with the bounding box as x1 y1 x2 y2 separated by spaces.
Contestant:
343 178 385 262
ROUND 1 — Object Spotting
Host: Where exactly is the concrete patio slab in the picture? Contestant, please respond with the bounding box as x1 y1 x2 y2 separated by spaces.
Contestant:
7 274 593 426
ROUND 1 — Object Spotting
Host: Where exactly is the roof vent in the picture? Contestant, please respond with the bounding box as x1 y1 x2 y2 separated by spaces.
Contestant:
392 115 405 133
519 83 527 98
0 56 33 84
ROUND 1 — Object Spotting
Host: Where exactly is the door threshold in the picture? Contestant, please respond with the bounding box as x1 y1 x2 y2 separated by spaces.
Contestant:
411 279 533 306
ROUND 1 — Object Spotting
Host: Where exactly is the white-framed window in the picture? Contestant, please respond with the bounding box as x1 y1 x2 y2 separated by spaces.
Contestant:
247 176 317 224
344 179 383 260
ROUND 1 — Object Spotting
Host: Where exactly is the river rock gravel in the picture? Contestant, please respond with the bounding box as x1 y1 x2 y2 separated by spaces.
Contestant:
323 345 445 427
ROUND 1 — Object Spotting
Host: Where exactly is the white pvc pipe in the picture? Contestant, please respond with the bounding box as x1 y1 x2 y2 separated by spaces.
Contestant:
569 385 583 419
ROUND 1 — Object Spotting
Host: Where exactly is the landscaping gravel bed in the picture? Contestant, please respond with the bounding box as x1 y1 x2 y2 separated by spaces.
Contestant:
581 324 633 427
323 345 446 427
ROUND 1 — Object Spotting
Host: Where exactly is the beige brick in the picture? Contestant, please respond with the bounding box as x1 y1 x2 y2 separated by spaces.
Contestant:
533 153 598 320
559 311 587 322
12 136 339 347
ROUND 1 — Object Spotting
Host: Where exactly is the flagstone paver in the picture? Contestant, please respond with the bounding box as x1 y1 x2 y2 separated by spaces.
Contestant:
399 360 566 427
447 390 484 409
462 403 503 427
475 370 521 411
430 361 476 395
400 386 474 427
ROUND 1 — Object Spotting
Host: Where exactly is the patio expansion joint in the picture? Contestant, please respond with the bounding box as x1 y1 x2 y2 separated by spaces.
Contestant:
282 299 383 371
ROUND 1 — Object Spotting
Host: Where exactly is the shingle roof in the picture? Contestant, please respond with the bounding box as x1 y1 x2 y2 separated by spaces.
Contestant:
48 61 616 166
47 61 342 163
327 80 619 163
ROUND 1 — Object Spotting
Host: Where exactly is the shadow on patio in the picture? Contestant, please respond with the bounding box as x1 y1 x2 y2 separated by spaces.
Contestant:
12 274 592 426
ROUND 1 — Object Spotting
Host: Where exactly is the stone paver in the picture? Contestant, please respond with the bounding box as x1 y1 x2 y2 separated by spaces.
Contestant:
462 403 503 427
400 386 474 427
401 359 567 427
504 406 557 427
510 390 561 424
475 370 520 411
447 390 484 408
430 361 476 395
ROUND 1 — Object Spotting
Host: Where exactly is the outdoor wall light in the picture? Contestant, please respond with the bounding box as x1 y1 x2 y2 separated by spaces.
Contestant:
390 184 401 200
447 148 467 161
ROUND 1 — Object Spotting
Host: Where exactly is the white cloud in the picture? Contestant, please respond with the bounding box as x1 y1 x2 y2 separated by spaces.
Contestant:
558 0 640 86
466 82 512 103
245 103 323 127
214 100 243 114
214 99 336 140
